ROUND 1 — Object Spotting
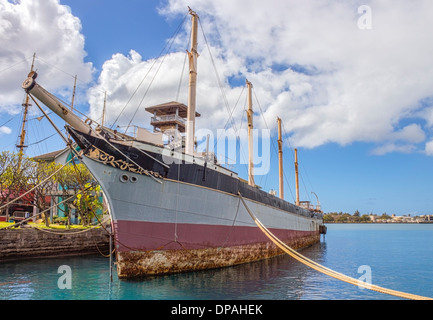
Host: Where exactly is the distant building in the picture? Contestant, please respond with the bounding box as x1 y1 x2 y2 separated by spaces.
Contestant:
33 146 105 225
0 189 35 222
33 148 78 223
32 148 72 164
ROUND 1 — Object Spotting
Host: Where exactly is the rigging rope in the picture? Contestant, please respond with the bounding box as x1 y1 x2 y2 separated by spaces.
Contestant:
27 222 105 235
198 18 233 129
0 56 30 75
0 116 15 128
0 183 93 230
198 16 249 171
280 119 312 203
237 191 433 300
111 12 189 131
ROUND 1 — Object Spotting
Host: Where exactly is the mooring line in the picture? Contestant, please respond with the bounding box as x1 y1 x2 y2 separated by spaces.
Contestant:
237 192 433 300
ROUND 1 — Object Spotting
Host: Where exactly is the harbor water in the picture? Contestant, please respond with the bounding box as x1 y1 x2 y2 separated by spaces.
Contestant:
1 223 433 300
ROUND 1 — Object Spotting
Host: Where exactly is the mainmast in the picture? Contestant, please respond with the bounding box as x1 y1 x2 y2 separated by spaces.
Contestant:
277 117 284 199
246 80 254 187
185 8 199 155
17 53 36 169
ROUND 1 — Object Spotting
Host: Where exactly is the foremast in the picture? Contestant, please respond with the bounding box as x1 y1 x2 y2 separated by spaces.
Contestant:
17 53 36 170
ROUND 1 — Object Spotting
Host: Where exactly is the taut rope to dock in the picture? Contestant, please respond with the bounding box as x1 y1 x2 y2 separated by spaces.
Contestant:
238 192 433 300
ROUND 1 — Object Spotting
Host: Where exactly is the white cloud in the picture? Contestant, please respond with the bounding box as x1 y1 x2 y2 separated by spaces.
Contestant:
0 0 94 114
155 0 433 152
5 0 433 158
0 126 12 135
370 143 416 156
87 44 246 133
425 140 433 156
85 0 433 155
87 50 192 128
369 124 427 155
393 124 425 144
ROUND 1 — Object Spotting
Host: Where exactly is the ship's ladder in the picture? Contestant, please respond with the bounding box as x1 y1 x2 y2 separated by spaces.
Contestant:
238 192 433 300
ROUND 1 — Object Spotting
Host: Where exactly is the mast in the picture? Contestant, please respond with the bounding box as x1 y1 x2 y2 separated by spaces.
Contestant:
67 75 78 140
277 117 284 199
71 75 77 111
185 8 199 155
246 79 254 186
294 148 300 206
102 91 107 127
17 53 36 169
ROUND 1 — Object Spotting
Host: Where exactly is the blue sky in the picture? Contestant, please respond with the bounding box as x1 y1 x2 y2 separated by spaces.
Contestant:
61 0 175 69
1 0 433 216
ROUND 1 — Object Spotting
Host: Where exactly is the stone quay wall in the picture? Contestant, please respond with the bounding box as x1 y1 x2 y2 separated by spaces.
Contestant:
0 227 110 261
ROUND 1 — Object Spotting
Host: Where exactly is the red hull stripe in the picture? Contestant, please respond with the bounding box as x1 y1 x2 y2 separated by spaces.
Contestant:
113 220 316 251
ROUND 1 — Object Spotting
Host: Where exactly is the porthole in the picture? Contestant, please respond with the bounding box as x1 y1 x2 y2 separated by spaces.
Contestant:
120 174 129 183
130 176 138 183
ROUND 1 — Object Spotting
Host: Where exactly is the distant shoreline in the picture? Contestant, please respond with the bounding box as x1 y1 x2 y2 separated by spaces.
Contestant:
323 213 433 224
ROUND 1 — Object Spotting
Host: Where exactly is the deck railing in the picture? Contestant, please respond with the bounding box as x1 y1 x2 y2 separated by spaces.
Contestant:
151 114 185 125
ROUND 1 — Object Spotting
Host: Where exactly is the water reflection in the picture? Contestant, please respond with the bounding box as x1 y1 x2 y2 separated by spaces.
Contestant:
0 242 335 300
2 227 425 300
113 240 330 300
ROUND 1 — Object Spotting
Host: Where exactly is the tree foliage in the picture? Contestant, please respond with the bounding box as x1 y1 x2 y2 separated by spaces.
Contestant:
26 160 59 226
323 211 372 223
0 151 104 226
0 151 35 216
74 183 104 226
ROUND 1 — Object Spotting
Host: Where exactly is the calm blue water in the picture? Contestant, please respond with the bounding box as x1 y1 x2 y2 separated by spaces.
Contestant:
1 224 433 300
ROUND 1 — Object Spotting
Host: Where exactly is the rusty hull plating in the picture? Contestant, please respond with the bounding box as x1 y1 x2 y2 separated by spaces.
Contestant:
116 233 320 278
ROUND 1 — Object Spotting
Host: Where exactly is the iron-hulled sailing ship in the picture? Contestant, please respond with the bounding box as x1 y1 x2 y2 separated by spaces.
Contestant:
22 9 324 278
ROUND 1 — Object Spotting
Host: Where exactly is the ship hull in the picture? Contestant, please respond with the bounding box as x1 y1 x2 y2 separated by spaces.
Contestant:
69 127 322 278
115 224 319 277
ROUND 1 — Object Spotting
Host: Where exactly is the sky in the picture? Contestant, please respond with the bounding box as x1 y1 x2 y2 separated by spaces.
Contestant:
1 0 433 216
